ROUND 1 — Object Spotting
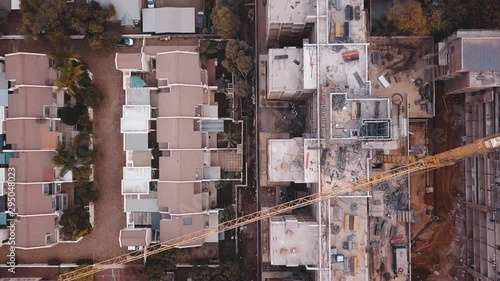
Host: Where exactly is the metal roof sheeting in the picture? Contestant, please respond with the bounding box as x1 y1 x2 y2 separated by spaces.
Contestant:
142 7 195 34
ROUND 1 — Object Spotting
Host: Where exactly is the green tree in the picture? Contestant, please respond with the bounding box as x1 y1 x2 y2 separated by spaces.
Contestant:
211 7 240 39
60 107 83 126
60 206 91 239
19 0 70 42
217 125 241 148
223 40 253 78
77 111 94 134
75 84 104 108
53 142 77 176
75 181 98 205
73 165 93 181
52 134 95 177
233 77 252 98
56 60 85 96
144 250 179 281
387 0 429 35
0 8 10 24
193 262 247 281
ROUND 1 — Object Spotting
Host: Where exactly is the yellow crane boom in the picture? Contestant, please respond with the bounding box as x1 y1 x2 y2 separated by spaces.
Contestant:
58 133 500 281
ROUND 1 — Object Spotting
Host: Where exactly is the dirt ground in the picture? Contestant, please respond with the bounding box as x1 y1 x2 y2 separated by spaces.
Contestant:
0 39 140 268
411 84 466 281
409 122 433 237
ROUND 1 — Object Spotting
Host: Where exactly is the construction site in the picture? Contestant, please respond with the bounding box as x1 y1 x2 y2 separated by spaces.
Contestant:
258 0 432 280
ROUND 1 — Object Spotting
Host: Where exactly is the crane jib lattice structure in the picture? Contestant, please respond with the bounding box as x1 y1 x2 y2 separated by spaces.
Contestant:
58 133 500 281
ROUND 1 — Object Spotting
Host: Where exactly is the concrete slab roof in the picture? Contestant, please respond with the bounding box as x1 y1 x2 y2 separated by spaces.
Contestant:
268 138 305 183
122 167 151 194
121 105 150 133
303 44 368 91
126 88 150 105
329 93 391 139
124 133 149 151
125 197 159 212
269 215 320 266
268 48 304 95
267 0 316 24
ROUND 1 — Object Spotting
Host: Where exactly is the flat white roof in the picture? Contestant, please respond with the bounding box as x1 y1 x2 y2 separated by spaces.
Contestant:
126 88 150 106
269 216 320 266
268 138 305 183
395 248 409 276
123 167 152 180
303 44 369 91
123 105 151 118
122 179 150 194
11 0 20 10
268 48 304 94
303 139 320 183
122 167 151 194
142 7 195 34
121 105 150 133
268 0 316 24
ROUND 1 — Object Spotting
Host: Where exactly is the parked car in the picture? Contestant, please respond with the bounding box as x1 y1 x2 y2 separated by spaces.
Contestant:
345 5 353 20
147 0 155 8
354 6 361 20
118 37 134 47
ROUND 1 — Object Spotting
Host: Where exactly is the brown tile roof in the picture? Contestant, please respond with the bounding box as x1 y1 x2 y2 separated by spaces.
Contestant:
119 228 150 247
158 85 205 117
155 51 202 84
5 53 58 85
16 215 58 248
157 182 204 213
5 119 58 150
9 152 55 182
159 214 206 245
159 150 204 181
157 118 202 149
15 184 53 215
7 87 54 117
115 53 143 70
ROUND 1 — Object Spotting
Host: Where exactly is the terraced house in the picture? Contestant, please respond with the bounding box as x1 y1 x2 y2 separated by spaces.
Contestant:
0 52 87 249
116 48 243 250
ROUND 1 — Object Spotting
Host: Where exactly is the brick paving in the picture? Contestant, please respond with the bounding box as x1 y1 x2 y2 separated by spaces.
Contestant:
0 40 140 266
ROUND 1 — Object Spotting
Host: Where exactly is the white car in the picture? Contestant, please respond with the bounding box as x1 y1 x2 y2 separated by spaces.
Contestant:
147 0 154 8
